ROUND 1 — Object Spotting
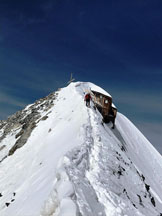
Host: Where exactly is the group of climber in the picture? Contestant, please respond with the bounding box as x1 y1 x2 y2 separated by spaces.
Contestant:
84 91 116 129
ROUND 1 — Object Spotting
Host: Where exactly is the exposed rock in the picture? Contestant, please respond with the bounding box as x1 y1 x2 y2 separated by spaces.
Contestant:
15 130 24 139
0 91 58 160
137 194 143 206
0 120 6 129
151 197 156 207
145 184 150 192
5 203 10 207
41 116 48 121
9 122 37 156
0 156 7 163
0 145 5 151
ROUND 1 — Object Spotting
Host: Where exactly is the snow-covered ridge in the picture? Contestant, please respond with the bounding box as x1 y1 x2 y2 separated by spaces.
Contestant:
0 82 162 216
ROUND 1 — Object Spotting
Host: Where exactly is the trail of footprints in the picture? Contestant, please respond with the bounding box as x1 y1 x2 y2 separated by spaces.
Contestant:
0 192 16 207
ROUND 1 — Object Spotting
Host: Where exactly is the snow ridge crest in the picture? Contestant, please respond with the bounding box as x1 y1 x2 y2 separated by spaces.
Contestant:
0 82 162 216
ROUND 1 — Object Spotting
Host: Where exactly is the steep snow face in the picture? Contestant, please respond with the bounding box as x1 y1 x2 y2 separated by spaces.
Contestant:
0 82 162 216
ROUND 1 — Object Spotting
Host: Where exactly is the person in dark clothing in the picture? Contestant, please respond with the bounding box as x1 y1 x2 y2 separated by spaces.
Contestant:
109 107 115 129
84 93 91 107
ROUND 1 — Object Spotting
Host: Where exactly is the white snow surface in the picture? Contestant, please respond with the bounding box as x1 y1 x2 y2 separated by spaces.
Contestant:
0 81 162 216
85 82 112 98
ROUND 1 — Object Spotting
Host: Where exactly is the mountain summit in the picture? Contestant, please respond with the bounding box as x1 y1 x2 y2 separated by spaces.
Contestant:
0 82 162 216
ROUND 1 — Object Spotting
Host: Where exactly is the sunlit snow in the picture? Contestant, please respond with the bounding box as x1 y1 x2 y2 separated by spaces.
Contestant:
0 82 162 216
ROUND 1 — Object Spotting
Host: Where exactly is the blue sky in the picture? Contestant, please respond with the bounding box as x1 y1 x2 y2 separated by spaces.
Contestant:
0 0 162 153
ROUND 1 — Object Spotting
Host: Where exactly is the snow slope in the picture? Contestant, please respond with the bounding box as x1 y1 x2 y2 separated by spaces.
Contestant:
0 82 162 216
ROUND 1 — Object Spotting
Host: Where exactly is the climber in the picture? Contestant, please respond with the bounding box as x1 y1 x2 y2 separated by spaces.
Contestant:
84 93 91 107
109 106 115 129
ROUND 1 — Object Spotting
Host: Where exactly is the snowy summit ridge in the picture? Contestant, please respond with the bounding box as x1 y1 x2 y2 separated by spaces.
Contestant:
0 82 162 216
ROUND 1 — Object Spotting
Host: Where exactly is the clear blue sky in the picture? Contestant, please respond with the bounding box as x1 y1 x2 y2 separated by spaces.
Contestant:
0 0 162 153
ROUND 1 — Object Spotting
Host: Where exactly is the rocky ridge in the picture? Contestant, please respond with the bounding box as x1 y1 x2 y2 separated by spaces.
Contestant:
0 91 58 162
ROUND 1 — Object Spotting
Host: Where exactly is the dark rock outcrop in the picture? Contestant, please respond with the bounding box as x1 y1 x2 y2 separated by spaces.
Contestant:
0 91 58 160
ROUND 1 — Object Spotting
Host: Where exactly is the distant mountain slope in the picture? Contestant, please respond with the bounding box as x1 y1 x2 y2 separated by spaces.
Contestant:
0 82 162 216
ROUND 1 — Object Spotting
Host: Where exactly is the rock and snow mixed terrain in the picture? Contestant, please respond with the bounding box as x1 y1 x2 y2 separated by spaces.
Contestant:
0 82 162 216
